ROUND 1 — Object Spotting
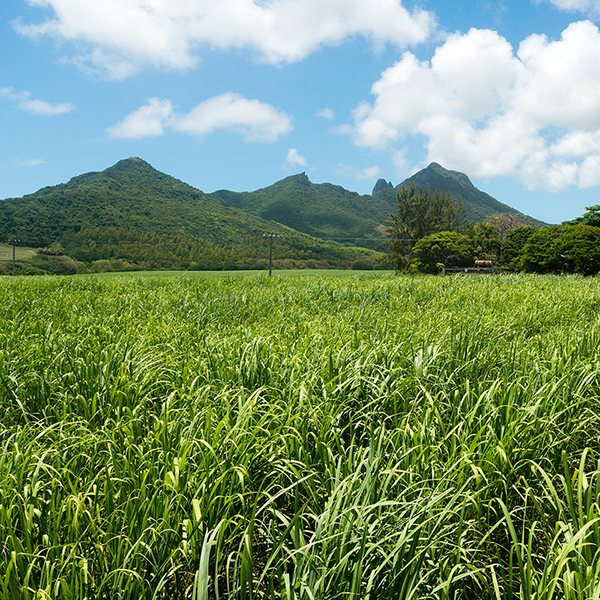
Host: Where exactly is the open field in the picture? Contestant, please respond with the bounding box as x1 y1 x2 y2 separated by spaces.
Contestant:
1 271 600 599
0 244 37 262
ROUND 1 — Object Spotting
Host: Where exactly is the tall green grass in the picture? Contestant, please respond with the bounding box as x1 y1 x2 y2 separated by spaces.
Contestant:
1 272 600 599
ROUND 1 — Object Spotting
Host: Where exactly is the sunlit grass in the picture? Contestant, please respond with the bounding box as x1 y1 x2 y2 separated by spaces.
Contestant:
1 272 600 599
0 244 37 262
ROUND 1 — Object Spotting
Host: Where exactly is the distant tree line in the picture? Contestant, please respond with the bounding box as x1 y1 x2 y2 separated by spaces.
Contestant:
387 188 600 275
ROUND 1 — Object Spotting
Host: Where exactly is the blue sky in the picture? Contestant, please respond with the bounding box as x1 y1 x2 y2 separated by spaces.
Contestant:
3 0 600 224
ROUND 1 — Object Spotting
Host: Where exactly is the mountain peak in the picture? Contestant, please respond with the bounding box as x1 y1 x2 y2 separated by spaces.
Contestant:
286 172 311 187
398 162 544 226
373 178 393 195
106 157 155 173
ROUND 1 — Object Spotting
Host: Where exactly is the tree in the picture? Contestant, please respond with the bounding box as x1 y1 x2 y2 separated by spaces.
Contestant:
566 205 600 228
521 225 600 275
387 184 465 269
484 212 529 240
411 231 474 273
499 226 537 268
472 222 501 261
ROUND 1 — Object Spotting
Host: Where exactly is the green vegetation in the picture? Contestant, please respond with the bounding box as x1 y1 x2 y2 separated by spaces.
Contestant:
213 172 393 250
411 231 475 273
567 205 600 228
520 224 600 275
1 158 550 275
1 271 600 599
499 226 537 269
387 184 465 269
382 162 545 226
0 244 37 262
0 158 379 272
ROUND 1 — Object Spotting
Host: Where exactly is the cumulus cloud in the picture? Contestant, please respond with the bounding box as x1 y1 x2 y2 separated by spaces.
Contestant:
0 87 74 115
108 94 292 143
285 149 308 168
107 98 174 139
14 0 434 79
315 107 335 120
174 94 292 142
539 0 600 16
346 21 600 192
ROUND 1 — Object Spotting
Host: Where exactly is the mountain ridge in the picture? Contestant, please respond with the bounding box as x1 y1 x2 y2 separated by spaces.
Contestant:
0 157 545 271
372 162 545 227
0 158 378 270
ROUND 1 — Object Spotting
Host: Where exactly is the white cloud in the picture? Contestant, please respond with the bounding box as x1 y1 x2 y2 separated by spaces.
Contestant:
356 166 382 180
107 98 174 139
335 163 382 180
0 87 74 115
108 94 291 143
11 158 47 167
14 0 434 79
539 0 600 16
174 94 292 142
392 149 408 175
316 107 335 120
346 21 600 192
285 148 307 168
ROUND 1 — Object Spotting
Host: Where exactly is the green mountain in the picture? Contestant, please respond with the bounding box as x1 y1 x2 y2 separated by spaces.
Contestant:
214 164 544 251
0 158 545 274
213 173 395 250
0 158 378 271
375 162 545 226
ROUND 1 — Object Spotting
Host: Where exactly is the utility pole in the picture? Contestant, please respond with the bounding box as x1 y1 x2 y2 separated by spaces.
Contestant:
9 239 20 276
263 233 280 277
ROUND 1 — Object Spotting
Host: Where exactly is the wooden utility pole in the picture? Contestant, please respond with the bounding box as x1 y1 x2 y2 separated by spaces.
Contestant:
10 239 20 276
263 233 280 277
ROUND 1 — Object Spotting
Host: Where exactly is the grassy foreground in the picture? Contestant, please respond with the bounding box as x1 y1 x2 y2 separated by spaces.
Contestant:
1 271 600 599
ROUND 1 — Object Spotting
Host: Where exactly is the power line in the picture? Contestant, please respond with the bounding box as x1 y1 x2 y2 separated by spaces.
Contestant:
316 237 416 242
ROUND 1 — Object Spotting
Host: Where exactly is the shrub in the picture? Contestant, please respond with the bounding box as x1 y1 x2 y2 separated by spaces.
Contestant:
351 259 375 270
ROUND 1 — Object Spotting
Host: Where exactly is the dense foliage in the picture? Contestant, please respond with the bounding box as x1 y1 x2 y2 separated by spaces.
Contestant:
2 271 600 599
566 204 600 228
214 173 393 251
499 226 537 268
470 221 501 260
411 231 474 273
386 184 466 269
521 224 600 275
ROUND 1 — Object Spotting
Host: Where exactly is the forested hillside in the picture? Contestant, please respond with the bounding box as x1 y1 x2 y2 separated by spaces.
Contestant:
213 172 394 250
375 162 546 226
0 158 379 271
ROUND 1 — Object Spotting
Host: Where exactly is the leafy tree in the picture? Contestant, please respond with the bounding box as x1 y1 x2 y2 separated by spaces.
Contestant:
411 231 474 274
520 226 564 273
557 225 600 275
521 225 600 275
566 205 600 228
499 226 537 268
472 222 501 261
387 184 465 269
